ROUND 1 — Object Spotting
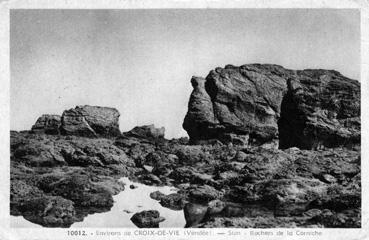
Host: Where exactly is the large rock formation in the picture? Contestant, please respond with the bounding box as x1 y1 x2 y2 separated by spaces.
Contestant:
31 114 61 135
183 64 360 149
60 105 121 137
278 69 360 149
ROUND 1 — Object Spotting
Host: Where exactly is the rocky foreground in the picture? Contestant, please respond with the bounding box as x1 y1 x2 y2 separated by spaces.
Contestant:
11 64 360 228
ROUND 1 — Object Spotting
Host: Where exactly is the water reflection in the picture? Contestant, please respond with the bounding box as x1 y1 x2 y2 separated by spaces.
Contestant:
11 177 186 228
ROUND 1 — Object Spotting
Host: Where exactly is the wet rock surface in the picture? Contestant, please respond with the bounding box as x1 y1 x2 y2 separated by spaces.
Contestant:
11 64 360 228
130 210 165 228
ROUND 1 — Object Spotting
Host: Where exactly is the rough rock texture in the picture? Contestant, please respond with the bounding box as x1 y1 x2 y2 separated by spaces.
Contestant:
278 70 360 149
31 114 61 135
11 127 360 228
130 210 165 228
183 65 289 145
10 131 134 227
183 64 360 149
60 105 120 137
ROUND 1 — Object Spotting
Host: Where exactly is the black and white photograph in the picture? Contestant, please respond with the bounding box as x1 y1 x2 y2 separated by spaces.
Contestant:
1 0 368 238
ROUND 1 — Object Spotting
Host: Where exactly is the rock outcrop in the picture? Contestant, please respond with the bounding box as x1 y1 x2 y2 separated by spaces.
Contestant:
31 114 61 135
60 105 121 137
10 127 361 228
183 64 360 149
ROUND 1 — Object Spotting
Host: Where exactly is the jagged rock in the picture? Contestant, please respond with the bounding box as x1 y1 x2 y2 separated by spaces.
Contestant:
183 64 360 149
123 124 165 139
31 114 61 135
130 210 165 228
60 105 120 137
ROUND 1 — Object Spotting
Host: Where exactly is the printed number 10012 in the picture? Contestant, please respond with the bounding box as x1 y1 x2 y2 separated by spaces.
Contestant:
67 230 87 236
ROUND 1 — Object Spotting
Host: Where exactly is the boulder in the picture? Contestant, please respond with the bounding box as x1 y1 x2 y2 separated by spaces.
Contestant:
130 210 165 228
188 185 223 203
21 196 76 228
149 191 166 201
123 124 165 139
183 76 218 143
60 105 120 137
183 203 208 227
175 145 210 164
31 114 61 135
183 64 288 145
183 64 360 149
150 191 186 210
11 180 77 228
39 173 115 209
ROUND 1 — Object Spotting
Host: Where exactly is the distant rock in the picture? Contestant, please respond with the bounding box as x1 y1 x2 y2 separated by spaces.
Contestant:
31 114 61 135
123 124 165 139
130 184 138 189
130 210 165 228
183 64 360 149
60 105 120 137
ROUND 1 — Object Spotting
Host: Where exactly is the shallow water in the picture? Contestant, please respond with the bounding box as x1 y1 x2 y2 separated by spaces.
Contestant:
11 177 186 228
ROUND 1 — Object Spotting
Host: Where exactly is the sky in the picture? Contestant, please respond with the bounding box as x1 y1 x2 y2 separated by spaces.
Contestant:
10 9 360 138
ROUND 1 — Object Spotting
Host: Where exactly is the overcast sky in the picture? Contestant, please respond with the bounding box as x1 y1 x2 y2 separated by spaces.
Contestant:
10 9 360 138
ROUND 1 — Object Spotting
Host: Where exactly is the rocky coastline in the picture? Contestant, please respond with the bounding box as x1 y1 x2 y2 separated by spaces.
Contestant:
11 64 361 228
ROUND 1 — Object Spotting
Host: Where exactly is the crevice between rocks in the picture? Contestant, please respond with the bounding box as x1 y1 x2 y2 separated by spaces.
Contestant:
277 84 309 150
